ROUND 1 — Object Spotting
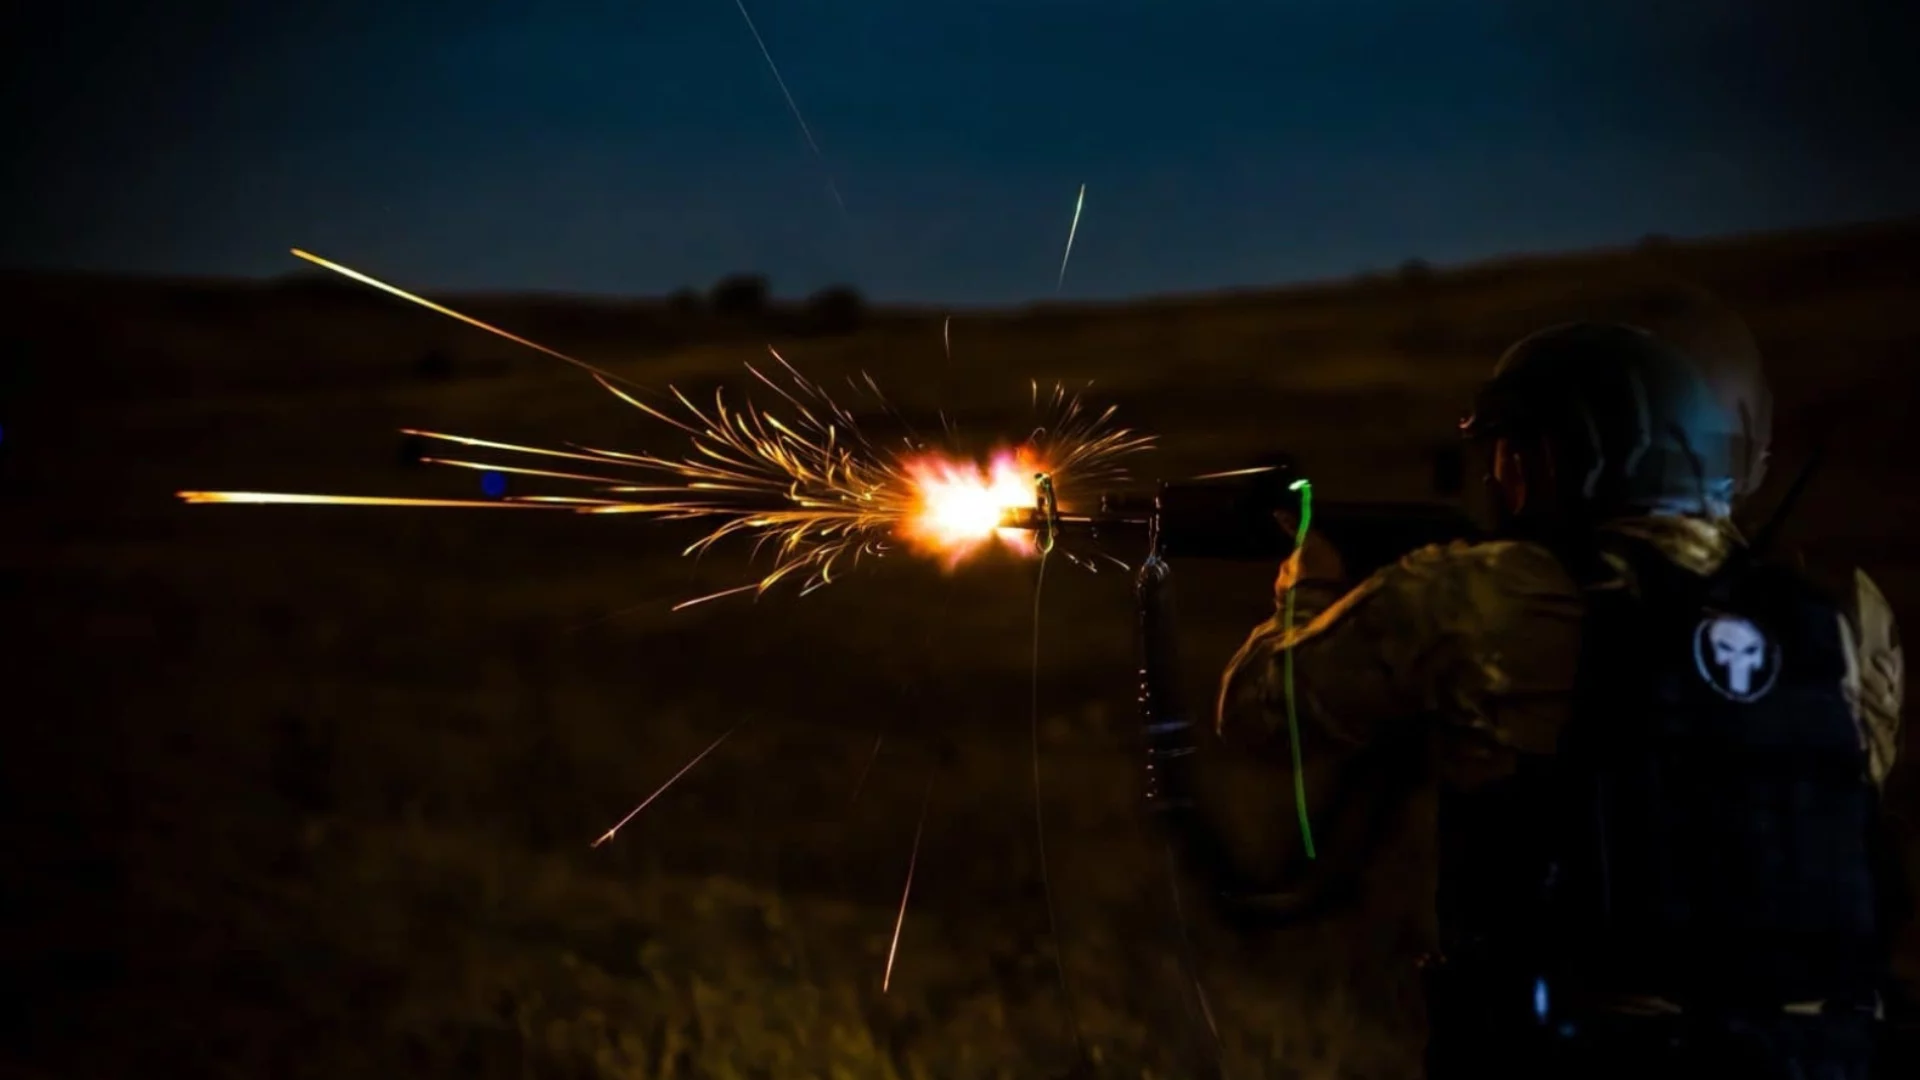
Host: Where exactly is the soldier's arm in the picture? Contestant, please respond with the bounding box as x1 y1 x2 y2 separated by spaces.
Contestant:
1214 539 1584 771
1841 569 1902 790
1843 570 1917 1055
1193 539 1579 928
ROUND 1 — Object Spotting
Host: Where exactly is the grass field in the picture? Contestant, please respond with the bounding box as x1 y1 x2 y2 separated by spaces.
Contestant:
7 219 1920 1078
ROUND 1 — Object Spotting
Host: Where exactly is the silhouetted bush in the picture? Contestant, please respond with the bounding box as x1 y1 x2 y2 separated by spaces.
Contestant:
1637 233 1675 251
805 285 866 336
709 274 771 319
1397 258 1435 285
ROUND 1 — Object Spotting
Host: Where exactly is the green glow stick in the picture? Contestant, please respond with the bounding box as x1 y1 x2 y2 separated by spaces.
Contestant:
1283 478 1318 860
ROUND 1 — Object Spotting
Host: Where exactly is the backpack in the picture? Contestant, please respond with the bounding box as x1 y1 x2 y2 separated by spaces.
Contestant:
1435 543 1883 1007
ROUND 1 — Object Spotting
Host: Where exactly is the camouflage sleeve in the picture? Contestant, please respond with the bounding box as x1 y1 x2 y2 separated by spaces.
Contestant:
1214 540 1585 780
1843 573 1920 1029
1839 569 1903 791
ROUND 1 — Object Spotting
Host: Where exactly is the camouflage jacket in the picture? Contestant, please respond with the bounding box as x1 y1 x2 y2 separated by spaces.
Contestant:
1214 514 1908 1002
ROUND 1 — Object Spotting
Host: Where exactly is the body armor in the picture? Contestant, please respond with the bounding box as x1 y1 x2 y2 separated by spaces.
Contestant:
1427 539 1885 1075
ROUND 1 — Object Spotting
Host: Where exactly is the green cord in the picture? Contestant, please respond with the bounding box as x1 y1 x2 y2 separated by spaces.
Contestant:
1283 478 1318 860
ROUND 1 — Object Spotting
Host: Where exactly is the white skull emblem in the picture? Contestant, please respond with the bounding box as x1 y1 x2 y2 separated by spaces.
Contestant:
1710 618 1765 693
1694 614 1779 701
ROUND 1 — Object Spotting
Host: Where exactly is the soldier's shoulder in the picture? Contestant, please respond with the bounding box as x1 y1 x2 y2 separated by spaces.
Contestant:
1845 567 1904 787
1361 538 1583 631
1849 567 1900 650
1388 537 1574 588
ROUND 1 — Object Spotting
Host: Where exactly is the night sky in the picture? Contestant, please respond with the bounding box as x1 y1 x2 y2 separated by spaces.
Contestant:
7 1 1917 305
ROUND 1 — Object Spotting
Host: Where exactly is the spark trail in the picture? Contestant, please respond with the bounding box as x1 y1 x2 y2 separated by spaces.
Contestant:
179 252 1155 609
730 0 845 214
592 726 738 848
848 730 885 808
883 775 934 993
1056 183 1086 292
288 249 637 389
176 492 603 509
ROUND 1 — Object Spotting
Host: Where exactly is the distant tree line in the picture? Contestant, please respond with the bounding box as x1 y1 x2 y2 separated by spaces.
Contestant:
688 274 868 337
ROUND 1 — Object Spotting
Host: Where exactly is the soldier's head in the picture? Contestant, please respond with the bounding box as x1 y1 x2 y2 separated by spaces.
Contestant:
1460 321 1764 538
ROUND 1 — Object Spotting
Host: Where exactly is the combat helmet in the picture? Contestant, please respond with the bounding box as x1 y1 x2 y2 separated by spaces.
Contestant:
1604 279 1772 499
1461 321 1749 522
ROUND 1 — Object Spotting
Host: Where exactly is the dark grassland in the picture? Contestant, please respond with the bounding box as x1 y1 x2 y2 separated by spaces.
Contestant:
7 220 1920 1078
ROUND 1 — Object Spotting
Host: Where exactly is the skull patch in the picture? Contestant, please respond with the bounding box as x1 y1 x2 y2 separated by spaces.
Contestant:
1692 613 1782 702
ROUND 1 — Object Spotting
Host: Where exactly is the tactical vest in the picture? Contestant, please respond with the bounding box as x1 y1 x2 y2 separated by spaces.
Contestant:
1434 541 1884 1008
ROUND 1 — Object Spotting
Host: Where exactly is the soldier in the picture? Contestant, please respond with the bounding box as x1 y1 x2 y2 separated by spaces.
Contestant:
1152 322 1909 1077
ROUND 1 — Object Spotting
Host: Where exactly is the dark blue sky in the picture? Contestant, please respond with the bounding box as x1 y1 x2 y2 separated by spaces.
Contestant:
7 1 1916 304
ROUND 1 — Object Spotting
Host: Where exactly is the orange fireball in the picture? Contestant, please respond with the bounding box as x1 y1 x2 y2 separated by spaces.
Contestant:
897 447 1044 566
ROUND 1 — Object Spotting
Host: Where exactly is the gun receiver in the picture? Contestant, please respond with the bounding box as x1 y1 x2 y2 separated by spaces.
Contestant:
998 465 1479 575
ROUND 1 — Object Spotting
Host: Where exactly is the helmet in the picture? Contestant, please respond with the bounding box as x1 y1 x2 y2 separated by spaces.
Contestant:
1461 322 1748 522
1603 280 1771 498
1514 273 1772 499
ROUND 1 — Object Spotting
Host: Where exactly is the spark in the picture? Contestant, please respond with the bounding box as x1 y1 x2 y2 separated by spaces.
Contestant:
399 428 644 469
730 0 845 214
564 592 692 634
182 252 1156 607
1189 464 1284 481
848 730 885 808
883 776 934 994
175 491 589 509
591 726 738 848
669 582 761 612
420 457 633 486
1056 183 1086 293
288 250 637 390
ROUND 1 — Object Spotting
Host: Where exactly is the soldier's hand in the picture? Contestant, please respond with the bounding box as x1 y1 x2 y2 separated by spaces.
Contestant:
1137 552 1179 632
1273 510 1347 586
